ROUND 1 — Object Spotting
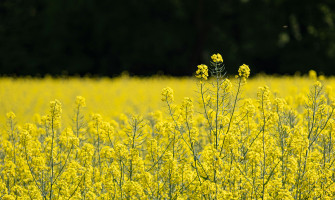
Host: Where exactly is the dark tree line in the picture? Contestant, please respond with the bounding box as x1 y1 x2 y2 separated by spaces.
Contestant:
0 0 335 76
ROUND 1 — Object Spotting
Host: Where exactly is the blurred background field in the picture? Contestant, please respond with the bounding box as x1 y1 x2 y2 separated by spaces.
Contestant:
0 73 330 125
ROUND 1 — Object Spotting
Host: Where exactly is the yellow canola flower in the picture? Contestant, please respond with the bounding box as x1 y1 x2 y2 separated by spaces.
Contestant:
49 99 62 116
195 64 209 80
75 96 86 107
161 87 174 102
237 64 250 80
211 53 223 63
48 99 62 129
91 113 103 125
6 112 16 120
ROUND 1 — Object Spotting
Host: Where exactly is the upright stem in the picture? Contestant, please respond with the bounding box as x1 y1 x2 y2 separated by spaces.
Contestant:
76 105 80 138
97 123 101 177
50 110 55 200
220 77 242 156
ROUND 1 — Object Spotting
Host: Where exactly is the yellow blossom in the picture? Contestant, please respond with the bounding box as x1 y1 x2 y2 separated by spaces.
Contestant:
161 87 174 102
75 96 86 107
195 64 209 80
237 64 250 80
6 112 16 120
211 53 223 63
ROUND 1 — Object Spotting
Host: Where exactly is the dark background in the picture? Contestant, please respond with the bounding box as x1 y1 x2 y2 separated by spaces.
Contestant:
1 0 335 77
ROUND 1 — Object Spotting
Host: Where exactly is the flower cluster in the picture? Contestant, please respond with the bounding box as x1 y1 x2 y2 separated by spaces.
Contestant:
195 64 208 80
161 87 174 102
75 96 86 107
211 53 223 63
237 63 250 81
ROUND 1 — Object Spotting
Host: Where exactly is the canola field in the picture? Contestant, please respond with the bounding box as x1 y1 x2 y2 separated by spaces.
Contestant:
1 55 335 199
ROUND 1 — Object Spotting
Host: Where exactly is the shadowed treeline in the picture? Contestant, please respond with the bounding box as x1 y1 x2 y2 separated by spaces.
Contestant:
0 0 335 76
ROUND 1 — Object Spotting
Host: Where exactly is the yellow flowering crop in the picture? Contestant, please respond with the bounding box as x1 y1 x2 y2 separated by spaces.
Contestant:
237 64 251 80
195 64 209 80
0 54 335 199
211 53 223 63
